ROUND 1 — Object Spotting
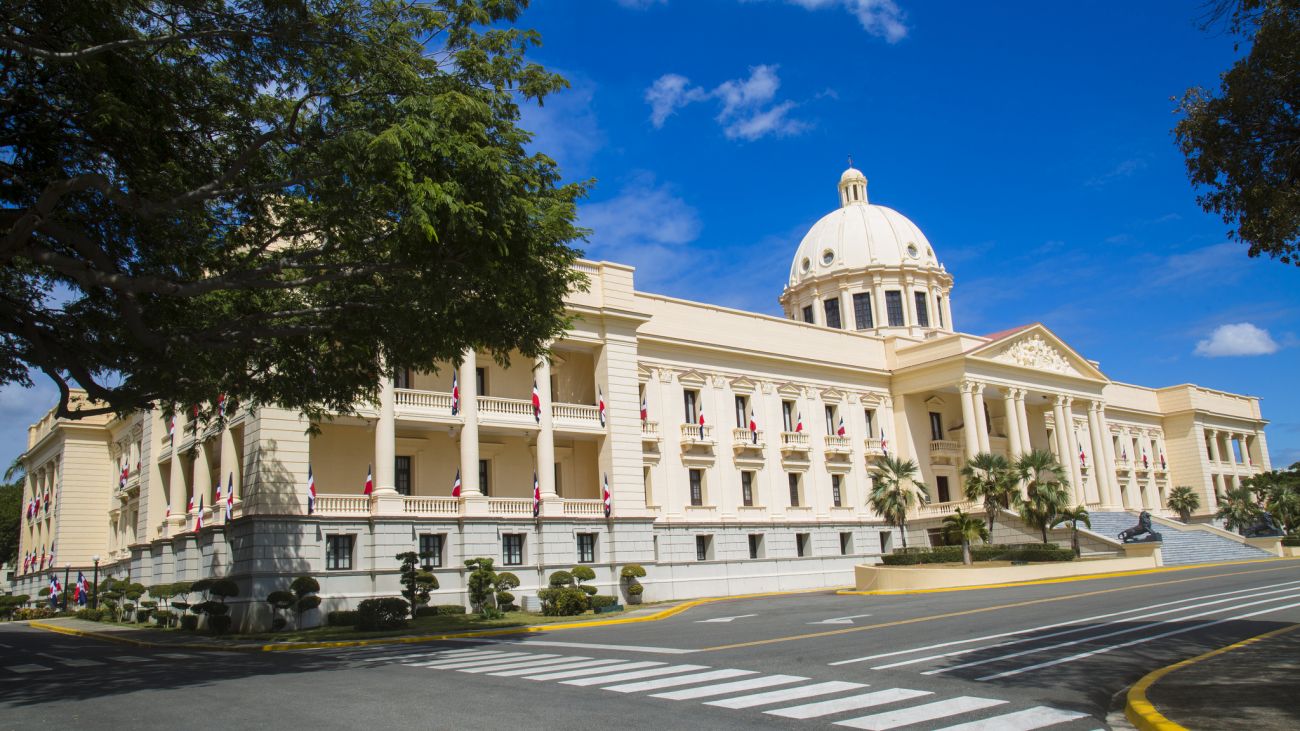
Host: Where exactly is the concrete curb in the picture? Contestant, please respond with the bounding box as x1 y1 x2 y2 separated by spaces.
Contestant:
836 556 1297 596
1124 622 1300 731
28 585 840 652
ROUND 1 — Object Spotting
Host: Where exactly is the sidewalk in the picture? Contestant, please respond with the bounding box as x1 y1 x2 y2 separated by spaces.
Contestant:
1131 623 1300 730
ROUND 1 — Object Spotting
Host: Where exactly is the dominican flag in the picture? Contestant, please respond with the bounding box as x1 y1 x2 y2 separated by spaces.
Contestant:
598 387 607 428
363 465 374 495
75 572 88 605
217 393 226 419
1079 445 1087 466
306 467 317 514
169 413 176 438
837 416 846 437
195 496 204 531
749 409 759 444
532 471 541 518
451 468 462 498
698 410 705 427
27 499 35 519
120 464 129 488
795 412 804 433
213 479 222 512
602 473 612 518
42 490 50 512
532 380 542 423
881 428 889 454
21 552 29 573
640 395 648 423
49 576 61 607
186 494 194 515
225 473 234 521
450 371 460 415
1160 452 1167 470
1142 451 1149 469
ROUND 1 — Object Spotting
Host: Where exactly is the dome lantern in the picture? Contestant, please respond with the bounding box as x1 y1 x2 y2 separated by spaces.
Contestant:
838 161 867 207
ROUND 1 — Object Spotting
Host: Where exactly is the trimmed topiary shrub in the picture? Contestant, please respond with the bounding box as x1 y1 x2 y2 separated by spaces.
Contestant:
180 615 199 631
355 597 409 631
152 609 176 627
76 607 105 622
537 586 587 616
327 610 360 627
433 604 466 615
627 583 644 596
209 615 233 635
547 570 573 588
589 595 617 610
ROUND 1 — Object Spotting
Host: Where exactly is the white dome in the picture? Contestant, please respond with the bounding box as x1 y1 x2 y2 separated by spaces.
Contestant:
840 166 866 183
788 196 939 285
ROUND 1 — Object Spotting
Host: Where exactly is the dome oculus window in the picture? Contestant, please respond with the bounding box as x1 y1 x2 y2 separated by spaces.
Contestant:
906 243 919 259
821 249 835 266
801 257 811 273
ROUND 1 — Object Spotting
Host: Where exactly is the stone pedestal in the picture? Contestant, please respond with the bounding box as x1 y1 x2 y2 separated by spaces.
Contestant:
1122 541 1163 566
1245 537 1284 557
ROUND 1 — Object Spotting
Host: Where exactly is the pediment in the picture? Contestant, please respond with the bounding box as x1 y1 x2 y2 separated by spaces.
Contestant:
677 369 709 387
776 382 803 398
729 376 759 393
819 387 848 403
969 325 1106 381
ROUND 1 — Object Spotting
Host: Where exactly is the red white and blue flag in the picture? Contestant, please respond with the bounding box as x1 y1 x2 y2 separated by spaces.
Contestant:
195 496 203 531
75 571 88 605
217 393 226 419
119 463 129 489
450 371 460 415
22 552 29 573
640 395 648 423
532 471 541 518
169 413 176 438
186 493 194 515
698 410 705 427
306 467 317 514
1142 450 1149 469
451 468 462 498
598 387 607 428
795 412 804 433
1079 445 1087 466
749 409 759 444
213 479 222 512
1160 452 1167 470
602 473 612 518
49 576 61 606
532 380 542 423
225 473 234 521
42 490 49 512
881 428 889 454
837 416 846 437
363 465 373 495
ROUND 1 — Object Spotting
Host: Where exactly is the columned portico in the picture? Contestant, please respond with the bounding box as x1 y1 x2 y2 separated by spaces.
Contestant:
1003 388 1022 456
458 349 482 500
974 382 990 454
1087 401 1116 507
959 381 980 460
535 354 558 515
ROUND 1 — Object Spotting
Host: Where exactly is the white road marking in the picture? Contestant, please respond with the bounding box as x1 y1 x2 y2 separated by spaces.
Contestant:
362 648 489 663
651 674 807 701
978 597 1300 681
602 668 754 693
157 653 196 660
455 655 571 674
407 651 524 668
933 590 1300 676
488 658 627 677
522 661 664 681
931 706 1092 731
57 658 105 667
502 640 695 655
836 696 1007 730
111 656 152 663
7 664 51 673
706 680 867 709
809 614 872 625
831 579 1300 666
562 664 709 687
696 614 758 623
767 688 932 719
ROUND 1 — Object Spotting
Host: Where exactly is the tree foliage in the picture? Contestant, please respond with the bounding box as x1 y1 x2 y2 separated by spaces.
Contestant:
397 551 438 616
1175 0 1300 264
1016 449 1070 544
1245 463 1300 531
0 0 587 419
1051 505 1091 558
1167 486 1203 523
941 508 988 565
0 479 19 565
959 452 1020 539
868 454 929 549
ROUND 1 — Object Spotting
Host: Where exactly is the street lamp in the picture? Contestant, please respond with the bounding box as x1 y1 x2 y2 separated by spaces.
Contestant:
91 555 100 609
63 563 71 611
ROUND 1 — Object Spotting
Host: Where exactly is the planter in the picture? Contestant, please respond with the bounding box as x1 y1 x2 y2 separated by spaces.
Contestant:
595 604 623 614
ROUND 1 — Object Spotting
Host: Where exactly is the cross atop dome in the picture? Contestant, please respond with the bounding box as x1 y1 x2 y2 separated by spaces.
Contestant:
838 162 867 207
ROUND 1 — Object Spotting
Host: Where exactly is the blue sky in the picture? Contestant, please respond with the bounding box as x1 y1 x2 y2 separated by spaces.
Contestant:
1 0 1296 474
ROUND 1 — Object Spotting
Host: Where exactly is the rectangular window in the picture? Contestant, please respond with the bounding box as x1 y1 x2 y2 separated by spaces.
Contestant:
741 471 755 507
502 534 524 566
788 473 801 507
643 465 653 507
831 474 843 507
577 533 596 564
395 456 412 496
394 368 412 389
683 389 698 424
840 532 854 556
478 459 490 497
475 367 486 396
936 295 945 328
696 535 712 561
325 535 354 570
864 408 875 437
880 531 892 554
782 400 795 432
796 533 811 558
937 475 951 503
554 463 563 498
852 292 874 329
885 291 904 327
419 534 444 569
915 291 930 327
823 297 842 329
689 469 704 506
825 405 836 435
748 534 764 559
929 412 943 441
801 305 814 324
735 394 748 429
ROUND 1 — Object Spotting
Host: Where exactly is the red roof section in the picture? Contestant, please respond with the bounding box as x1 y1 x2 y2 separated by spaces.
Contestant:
981 323 1038 342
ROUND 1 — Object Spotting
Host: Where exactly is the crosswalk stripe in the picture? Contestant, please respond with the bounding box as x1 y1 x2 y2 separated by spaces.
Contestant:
602 668 755 694
158 653 196 660
454 655 567 674
562 664 709 687
651 674 807 701
767 688 932 719
489 658 627 678
408 652 528 669
112 656 152 663
521 661 664 681
930 706 1091 731
363 648 489 663
8 664 51 673
836 696 1008 730
706 680 867 709
56 658 104 667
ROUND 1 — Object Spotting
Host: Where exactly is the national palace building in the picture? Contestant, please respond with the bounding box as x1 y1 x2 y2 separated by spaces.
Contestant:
10 166 1274 626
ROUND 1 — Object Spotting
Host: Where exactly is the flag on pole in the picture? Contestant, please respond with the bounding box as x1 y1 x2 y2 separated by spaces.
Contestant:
1142 450 1149 469
186 494 194 515
21 552 28 573
43 489 50 512
225 473 234 521
306 467 316 515
697 410 705 427
532 380 542 423
48 541 54 567
451 468 462 498
450 371 460 415
75 572 88 605
213 478 222 511
602 473 612 518
169 414 176 438
49 576 61 607
598 387 607 427
749 408 759 444
881 428 889 454
795 412 804 433
195 496 203 531
1160 452 1167 470
640 395 648 423
837 416 846 437
1079 445 1087 466
165 504 171 519
217 393 226 419
363 465 373 495
532 471 541 518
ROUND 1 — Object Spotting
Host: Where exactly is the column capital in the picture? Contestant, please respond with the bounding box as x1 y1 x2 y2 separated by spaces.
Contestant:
958 379 982 395
1054 393 1073 408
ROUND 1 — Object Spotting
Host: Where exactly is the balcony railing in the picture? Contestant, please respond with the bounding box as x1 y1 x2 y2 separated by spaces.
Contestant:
478 396 535 419
929 440 961 454
488 497 535 516
402 496 459 516
863 438 884 454
552 403 602 429
731 427 765 451
394 388 453 412
562 499 605 517
641 420 660 441
913 498 977 519
825 435 852 454
680 423 714 447
314 495 370 516
780 431 810 453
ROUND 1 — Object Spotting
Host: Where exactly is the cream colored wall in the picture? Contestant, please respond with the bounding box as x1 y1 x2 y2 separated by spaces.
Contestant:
310 423 373 494
54 430 113 567
244 405 311 514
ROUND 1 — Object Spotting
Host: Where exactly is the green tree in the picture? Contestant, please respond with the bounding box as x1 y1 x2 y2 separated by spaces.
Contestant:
1051 506 1092 558
0 479 20 566
1216 485 1264 533
941 508 989 566
1167 486 1202 524
1245 465 1300 532
396 551 438 617
1015 450 1071 544
959 452 1020 540
868 454 929 549
0 0 585 419
290 576 321 628
1175 1 1300 265
464 557 498 616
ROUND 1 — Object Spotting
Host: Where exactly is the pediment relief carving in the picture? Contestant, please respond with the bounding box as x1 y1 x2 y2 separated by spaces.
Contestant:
988 334 1078 376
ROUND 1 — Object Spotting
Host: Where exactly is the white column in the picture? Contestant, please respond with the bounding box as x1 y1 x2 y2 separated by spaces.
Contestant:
168 441 186 531
458 350 482 497
218 421 239 506
374 375 396 493
960 381 979 460
1100 409 1120 507
192 438 213 513
1003 388 1021 457
1015 390 1032 453
1061 397 1082 505
535 355 556 501
1050 395 1071 490
1087 402 1111 507
941 293 954 333
903 279 917 328
974 383 990 454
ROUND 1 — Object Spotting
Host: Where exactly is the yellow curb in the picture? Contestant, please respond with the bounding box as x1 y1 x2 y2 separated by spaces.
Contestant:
29 585 841 653
1125 622 1300 731
835 556 1298 596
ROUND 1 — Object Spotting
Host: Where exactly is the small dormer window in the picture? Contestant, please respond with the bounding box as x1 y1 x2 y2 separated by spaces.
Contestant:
906 243 919 259
801 257 811 273
821 249 834 266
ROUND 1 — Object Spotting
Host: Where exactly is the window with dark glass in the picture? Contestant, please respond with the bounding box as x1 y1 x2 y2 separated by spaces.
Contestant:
864 409 875 437
788 473 801 507
326 535 354 570
831 474 843 507
478 459 490 497
689 468 704 506
937 475 951 503
577 533 596 563
419 534 443 569
936 295 945 328
825 405 836 434
782 401 795 432
741 471 754 507
840 532 853 555
475 367 486 396
748 534 763 559
796 533 811 557
394 368 413 389
502 534 524 566
801 305 814 324
696 535 712 561
395 456 412 496
823 298 842 329
929 412 943 441
735 395 748 428
885 291 904 326
853 293 874 329
915 291 930 327
683 390 698 424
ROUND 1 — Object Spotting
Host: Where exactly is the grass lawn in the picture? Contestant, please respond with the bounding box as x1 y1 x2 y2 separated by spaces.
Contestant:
236 608 630 643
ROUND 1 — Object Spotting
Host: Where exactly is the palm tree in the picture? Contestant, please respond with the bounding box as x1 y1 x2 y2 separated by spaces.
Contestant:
1245 470 1300 533
942 508 989 565
1051 505 1091 557
869 454 930 549
1015 449 1071 543
960 452 1020 540
1216 485 1263 533
1166 486 1201 523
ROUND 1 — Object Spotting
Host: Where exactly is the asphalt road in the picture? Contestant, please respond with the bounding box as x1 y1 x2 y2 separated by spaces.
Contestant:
3 559 1298 730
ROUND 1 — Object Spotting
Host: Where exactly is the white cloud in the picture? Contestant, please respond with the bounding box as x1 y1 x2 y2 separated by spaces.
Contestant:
1194 323 1281 358
644 65 811 141
1151 242 1246 288
779 0 909 42
645 74 708 128
723 100 809 140
615 0 666 8
519 73 604 177
578 173 704 289
1086 157 1147 187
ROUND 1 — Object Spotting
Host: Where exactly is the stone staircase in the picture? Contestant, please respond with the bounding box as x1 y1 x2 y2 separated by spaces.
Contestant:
1087 511 1274 566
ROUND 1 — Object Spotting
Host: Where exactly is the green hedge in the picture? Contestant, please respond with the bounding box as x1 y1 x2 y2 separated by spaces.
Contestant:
1282 536 1300 547
414 604 467 618
356 598 409 631
327 610 360 627
75 608 105 622
589 595 618 610
881 543 1075 565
